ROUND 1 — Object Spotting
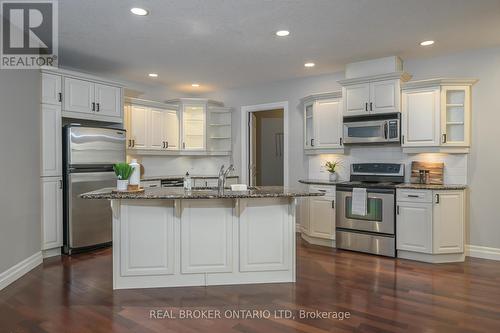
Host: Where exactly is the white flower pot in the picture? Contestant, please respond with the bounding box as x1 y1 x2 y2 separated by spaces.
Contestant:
329 172 338 182
117 179 129 191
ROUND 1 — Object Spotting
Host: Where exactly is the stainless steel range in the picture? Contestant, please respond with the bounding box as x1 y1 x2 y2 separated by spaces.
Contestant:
336 163 405 257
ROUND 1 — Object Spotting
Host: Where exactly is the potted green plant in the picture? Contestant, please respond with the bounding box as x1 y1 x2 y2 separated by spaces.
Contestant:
113 163 134 191
325 161 340 181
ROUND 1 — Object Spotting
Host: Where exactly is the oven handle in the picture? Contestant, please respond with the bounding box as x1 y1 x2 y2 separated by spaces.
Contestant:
336 187 395 195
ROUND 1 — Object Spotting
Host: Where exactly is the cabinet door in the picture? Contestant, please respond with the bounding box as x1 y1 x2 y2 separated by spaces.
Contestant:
402 87 440 147
149 108 165 150
308 196 335 239
41 73 62 105
182 105 206 150
369 79 400 114
433 191 464 254
41 177 63 250
343 83 370 116
441 86 470 147
396 202 433 253
129 106 149 149
63 78 94 114
94 83 121 118
163 109 179 150
313 99 343 148
41 104 62 177
299 197 310 233
304 103 314 149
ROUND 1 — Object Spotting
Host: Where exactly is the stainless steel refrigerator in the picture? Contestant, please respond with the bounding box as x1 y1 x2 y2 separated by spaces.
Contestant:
63 125 126 255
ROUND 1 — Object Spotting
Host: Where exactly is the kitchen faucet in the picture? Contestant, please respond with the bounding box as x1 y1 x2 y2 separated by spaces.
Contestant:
218 164 234 193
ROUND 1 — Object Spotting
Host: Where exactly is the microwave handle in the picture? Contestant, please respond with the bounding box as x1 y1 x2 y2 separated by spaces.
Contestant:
384 122 388 139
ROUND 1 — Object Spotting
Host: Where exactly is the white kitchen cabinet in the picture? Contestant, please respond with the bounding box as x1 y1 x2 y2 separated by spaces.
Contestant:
207 107 232 152
94 83 121 118
41 104 62 177
182 104 206 150
128 105 149 149
396 201 433 253
401 87 441 147
149 108 165 150
309 196 335 240
302 92 344 153
300 185 336 246
433 190 465 254
401 79 476 153
41 73 62 105
339 73 410 116
344 83 370 116
41 177 63 250
396 188 466 262
64 77 94 114
163 110 180 150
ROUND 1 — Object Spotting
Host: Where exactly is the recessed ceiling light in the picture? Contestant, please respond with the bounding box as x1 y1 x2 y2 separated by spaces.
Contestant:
304 62 315 68
420 40 435 46
191 83 200 87
130 7 149 16
148 73 158 78
275 30 290 37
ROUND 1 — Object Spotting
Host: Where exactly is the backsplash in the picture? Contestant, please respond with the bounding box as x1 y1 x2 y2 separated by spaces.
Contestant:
308 147 468 184
127 155 233 177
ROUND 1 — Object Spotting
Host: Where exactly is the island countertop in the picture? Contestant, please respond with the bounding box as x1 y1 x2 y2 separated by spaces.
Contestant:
80 186 325 200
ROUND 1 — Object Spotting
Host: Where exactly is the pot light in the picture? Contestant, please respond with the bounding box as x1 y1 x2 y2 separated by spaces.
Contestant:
191 83 200 87
304 62 315 68
130 7 149 16
148 73 158 78
420 40 435 46
275 30 290 37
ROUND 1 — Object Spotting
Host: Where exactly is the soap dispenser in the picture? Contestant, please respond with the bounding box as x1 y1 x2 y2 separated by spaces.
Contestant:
184 172 192 190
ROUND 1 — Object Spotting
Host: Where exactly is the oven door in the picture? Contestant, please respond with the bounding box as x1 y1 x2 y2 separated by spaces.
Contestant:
336 188 395 234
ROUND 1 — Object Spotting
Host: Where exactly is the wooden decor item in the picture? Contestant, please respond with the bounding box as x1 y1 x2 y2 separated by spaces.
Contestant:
410 161 444 185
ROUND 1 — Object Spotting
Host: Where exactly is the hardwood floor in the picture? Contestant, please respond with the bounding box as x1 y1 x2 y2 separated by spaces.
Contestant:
2 236 500 333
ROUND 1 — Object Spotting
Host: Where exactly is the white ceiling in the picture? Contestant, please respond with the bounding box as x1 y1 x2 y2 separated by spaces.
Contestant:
59 0 500 94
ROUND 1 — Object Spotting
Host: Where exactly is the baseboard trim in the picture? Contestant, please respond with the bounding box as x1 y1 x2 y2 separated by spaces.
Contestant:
0 252 43 291
43 247 61 259
466 245 500 261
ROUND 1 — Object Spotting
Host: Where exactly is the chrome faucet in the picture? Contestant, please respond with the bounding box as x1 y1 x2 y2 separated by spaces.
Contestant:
218 164 234 193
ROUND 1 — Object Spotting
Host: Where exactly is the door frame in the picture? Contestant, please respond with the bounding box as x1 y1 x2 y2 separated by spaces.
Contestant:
241 101 289 187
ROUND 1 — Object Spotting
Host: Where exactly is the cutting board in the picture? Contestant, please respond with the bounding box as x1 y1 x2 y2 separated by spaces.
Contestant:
410 161 444 185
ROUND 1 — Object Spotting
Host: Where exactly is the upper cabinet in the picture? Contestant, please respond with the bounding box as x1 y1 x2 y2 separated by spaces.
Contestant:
339 72 411 116
41 73 62 105
302 92 344 154
41 68 123 123
125 98 230 156
401 79 477 153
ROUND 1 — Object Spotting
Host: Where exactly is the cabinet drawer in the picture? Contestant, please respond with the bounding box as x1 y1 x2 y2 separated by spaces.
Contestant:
142 180 161 188
309 185 335 198
397 189 432 203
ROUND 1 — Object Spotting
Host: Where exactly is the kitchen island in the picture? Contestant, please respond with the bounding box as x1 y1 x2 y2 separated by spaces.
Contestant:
81 186 323 289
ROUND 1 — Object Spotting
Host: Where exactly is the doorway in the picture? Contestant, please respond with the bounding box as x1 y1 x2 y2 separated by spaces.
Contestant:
249 109 284 186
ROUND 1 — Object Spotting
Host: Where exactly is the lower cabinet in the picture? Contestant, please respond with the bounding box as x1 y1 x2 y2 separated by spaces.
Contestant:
41 177 63 251
300 185 336 246
396 189 465 262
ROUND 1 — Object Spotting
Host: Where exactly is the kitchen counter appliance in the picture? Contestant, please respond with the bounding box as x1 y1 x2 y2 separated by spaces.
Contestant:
63 125 126 255
343 113 400 145
336 163 405 257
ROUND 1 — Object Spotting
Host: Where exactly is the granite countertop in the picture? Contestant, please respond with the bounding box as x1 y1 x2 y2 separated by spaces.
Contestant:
396 183 468 190
142 175 239 181
299 179 343 186
80 186 325 200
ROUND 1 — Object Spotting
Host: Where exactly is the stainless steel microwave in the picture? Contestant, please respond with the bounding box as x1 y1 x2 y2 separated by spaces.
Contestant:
343 113 400 144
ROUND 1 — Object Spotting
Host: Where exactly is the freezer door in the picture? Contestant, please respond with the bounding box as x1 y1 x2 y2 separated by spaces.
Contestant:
66 171 115 250
67 126 126 166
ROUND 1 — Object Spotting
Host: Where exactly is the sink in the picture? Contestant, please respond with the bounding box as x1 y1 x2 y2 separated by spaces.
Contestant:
190 186 257 192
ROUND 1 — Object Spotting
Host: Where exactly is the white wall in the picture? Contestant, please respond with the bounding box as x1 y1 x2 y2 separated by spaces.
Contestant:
129 155 232 177
205 46 500 250
0 71 41 273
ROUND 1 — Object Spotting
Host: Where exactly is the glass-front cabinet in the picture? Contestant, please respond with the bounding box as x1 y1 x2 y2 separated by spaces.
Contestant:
182 104 206 150
441 86 470 147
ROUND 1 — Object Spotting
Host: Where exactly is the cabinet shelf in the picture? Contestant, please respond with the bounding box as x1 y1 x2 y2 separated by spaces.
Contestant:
210 136 231 139
446 122 464 125
209 123 231 126
446 104 464 107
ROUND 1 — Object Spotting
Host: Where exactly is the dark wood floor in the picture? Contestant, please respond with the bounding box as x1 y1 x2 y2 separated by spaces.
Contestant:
2 237 500 333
